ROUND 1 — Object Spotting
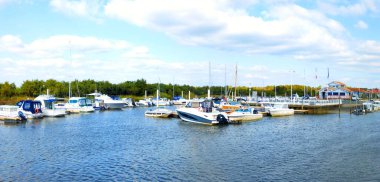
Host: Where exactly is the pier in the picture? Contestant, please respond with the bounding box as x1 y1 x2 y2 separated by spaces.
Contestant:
248 99 349 114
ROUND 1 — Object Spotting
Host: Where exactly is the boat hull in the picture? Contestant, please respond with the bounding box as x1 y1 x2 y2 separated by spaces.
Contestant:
176 108 226 125
144 108 172 118
43 109 66 117
104 102 124 109
269 109 294 117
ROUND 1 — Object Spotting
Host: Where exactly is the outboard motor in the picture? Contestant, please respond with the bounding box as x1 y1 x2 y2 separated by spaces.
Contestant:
216 114 229 125
18 111 27 121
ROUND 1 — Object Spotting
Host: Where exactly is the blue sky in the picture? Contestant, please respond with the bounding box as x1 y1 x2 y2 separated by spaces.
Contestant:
0 0 380 88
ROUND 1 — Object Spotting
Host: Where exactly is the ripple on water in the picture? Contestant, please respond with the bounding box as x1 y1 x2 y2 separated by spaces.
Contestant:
1 109 380 181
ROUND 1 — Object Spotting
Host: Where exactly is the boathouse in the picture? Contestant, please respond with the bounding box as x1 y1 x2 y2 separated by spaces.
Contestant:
319 81 351 99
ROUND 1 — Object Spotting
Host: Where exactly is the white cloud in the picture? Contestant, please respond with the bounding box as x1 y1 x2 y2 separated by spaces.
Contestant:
317 0 378 16
104 0 350 61
0 34 130 58
50 0 105 21
355 20 368 29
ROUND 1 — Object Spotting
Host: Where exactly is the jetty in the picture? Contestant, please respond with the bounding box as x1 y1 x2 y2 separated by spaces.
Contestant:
248 99 345 114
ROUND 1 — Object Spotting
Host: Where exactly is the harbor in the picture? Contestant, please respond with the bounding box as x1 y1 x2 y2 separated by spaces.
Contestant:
2 1 380 181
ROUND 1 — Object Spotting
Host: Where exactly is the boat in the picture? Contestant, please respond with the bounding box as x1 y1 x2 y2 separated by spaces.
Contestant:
264 103 294 117
219 101 241 112
363 101 375 113
122 98 136 107
34 95 66 117
145 90 173 118
136 98 153 107
172 97 187 105
176 100 229 125
16 100 44 119
0 105 27 122
153 98 173 106
269 104 294 117
93 93 124 109
65 97 95 113
227 108 263 122
373 101 380 111
145 107 173 118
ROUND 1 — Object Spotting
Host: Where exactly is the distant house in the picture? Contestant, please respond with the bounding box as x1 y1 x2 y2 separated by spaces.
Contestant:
319 81 351 99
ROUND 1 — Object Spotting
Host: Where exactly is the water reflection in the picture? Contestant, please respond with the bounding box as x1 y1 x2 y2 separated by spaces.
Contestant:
0 108 379 181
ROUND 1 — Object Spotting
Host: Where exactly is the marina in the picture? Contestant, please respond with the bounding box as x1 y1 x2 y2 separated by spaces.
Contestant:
2 1 380 180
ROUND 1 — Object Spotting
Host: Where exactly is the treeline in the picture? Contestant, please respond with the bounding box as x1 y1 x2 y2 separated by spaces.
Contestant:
0 79 319 99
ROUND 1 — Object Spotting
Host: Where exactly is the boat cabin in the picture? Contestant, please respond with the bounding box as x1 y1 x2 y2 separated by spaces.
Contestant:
16 100 42 114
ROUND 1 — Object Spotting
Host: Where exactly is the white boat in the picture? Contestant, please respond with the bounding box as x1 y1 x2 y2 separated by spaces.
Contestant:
172 98 187 105
122 98 136 107
227 108 263 122
90 93 124 109
145 107 173 118
65 97 95 113
363 101 375 112
16 100 44 119
264 103 294 117
0 105 27 121
145 90 173 118
373 101 380 111
153 98 173 106
136 99 153 107
34 95 66 117
176 100 229 125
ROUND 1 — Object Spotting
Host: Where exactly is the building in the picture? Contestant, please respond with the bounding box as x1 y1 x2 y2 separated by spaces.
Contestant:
319 81 352 99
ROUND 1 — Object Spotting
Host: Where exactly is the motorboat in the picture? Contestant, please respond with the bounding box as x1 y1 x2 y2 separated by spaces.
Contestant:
34 95 66 117
0 105 27 121
219 101 241 112
363 101 375 113
153 98 173 106
373 101 380 111
263 103 294 117
227 108 263 122
16 100 44 119
176 100 229 125
136 99 153 107
172 97 187 105
65 97 95 113
122 98 136 107
89 93 124 109
145 107 173 118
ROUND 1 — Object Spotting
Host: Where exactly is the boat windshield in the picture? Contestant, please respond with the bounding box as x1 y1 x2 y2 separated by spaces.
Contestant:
78 99 86 107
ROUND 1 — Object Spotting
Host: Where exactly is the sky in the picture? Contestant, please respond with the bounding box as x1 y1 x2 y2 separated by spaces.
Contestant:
0 0 380 88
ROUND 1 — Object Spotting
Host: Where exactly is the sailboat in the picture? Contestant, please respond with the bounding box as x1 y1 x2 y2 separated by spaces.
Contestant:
145 89 173 118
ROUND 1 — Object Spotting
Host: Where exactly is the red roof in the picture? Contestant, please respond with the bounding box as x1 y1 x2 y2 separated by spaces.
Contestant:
349 87 368 93
331 81 346 86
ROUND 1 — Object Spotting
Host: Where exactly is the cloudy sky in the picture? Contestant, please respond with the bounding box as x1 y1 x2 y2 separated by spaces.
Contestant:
0 0 380 88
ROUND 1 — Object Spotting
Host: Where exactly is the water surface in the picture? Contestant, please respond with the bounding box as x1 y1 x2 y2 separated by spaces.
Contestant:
1 107 379 181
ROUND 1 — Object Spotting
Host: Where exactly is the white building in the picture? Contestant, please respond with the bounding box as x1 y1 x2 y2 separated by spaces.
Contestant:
319 81 351 99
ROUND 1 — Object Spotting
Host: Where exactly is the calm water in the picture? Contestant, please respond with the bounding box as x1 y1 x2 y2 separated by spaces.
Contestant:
1 107 380 181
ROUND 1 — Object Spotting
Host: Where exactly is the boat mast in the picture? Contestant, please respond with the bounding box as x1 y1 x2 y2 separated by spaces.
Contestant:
224 64 227 97
156 89 159 108
208 61 211 99
69 41 72 99
234 64 237 101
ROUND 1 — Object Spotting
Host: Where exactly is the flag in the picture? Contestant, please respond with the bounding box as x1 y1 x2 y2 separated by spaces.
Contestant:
315 68 318 79
327 67 329 79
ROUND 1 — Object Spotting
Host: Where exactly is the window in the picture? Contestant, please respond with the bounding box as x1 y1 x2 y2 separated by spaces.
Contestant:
23 102 31 110
69 100 77 104
333 92 339 96
328 92 332 96
340 92 345 96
